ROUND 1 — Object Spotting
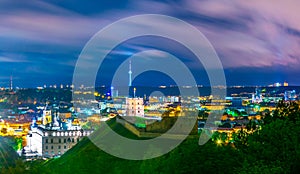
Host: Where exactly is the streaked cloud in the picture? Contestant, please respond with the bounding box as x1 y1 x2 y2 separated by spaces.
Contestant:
0 0 300 86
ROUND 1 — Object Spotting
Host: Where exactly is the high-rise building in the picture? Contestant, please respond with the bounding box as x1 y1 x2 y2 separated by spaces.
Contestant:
110 86 114 98
273 82 282 87
284 90 297 101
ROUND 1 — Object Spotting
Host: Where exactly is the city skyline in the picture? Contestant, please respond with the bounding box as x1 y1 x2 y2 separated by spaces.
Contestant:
1 0 300 87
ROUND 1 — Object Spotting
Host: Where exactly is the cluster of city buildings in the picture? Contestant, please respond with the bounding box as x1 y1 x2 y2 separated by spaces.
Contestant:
0 82 298 159
0 59 298 159
24 106 93 158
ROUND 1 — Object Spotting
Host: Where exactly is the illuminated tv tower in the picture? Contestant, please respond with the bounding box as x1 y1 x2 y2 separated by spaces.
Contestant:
128 59 132 87
10 75 13 91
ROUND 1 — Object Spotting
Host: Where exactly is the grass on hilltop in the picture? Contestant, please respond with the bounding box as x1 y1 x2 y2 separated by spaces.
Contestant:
39 118 240 174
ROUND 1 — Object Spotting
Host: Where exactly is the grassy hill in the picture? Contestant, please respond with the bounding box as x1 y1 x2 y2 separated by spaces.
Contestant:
43 118 143 173
0 137 20 170
3 101 300 173
39 118 240 174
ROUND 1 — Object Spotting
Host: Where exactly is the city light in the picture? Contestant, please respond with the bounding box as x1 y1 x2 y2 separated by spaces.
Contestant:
216 139 222 146
0 1 299 173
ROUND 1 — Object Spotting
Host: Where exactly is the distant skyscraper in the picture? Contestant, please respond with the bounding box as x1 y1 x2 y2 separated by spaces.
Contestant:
111 86 114 98
284 81 289 87
274 82 281 87
128 59 132 87
284 90 297 101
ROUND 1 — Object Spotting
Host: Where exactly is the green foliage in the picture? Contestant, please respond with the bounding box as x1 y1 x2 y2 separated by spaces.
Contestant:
234 101 300 172
0 137 20 171
211 131 228 143
198 110 209 119
13 137 23 151
8 101 300 173
265 100 300 124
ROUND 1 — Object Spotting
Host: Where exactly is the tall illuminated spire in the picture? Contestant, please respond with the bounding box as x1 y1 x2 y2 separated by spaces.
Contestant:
128 59 132 87
10 75 13 91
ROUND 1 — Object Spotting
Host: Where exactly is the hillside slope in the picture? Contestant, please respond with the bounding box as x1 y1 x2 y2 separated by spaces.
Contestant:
0 137 20 169
40 118 240 174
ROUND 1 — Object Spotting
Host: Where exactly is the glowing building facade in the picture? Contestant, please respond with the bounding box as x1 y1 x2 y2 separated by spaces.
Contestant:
284 90 297 101
126 98 144 117
26 127 93 158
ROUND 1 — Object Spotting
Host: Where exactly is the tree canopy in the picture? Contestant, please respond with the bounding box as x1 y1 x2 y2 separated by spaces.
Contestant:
3 101 300 173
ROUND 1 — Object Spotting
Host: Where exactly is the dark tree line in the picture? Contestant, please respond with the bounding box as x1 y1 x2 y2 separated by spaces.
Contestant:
2 100 300 173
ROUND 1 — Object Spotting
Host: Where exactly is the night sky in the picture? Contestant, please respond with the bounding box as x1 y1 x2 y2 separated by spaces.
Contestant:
1 0 300 87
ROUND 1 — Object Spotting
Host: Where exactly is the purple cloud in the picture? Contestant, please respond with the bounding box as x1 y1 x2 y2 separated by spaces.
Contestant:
1 0 300 86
